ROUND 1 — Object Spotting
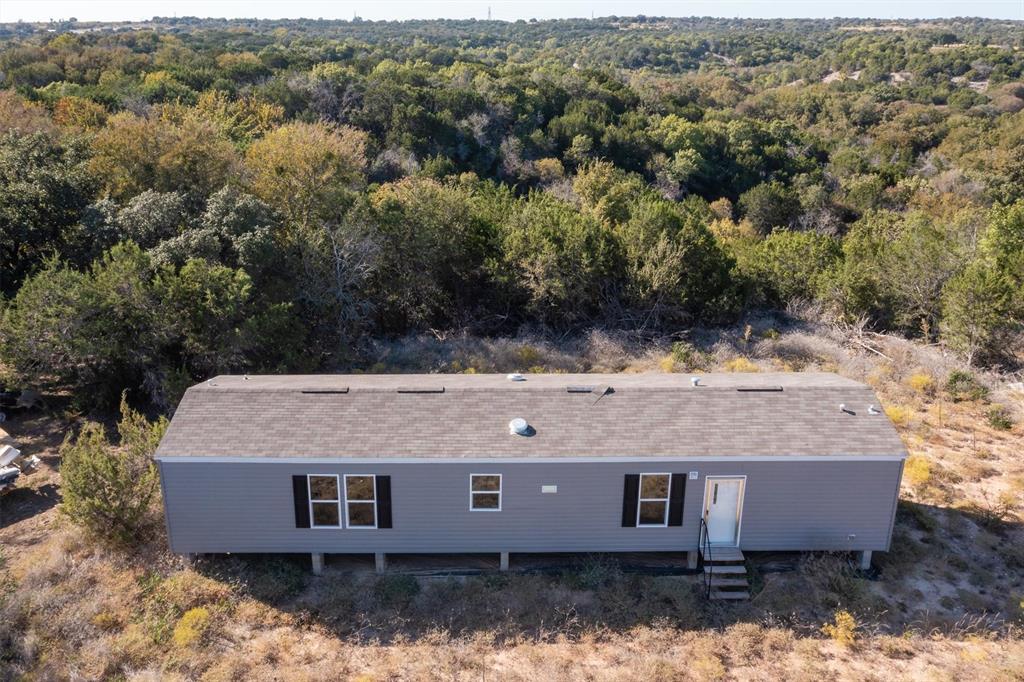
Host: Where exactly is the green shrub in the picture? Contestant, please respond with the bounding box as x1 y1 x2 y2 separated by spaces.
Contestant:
566 554 624 590
237 557 308 603
0 548 14 609
897 501 938 534
59 394 168 545
670 341 702 370
986 406 1014 431
374 574 421 607
945 371 989 402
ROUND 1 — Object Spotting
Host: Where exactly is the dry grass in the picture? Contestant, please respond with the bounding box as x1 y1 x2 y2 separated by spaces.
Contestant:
2 317 1023 679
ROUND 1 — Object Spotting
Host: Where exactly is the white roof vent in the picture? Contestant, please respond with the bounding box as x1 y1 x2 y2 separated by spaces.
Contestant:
507 373 525 382
868 405 881 415
691 377 700 387
509 417 529 435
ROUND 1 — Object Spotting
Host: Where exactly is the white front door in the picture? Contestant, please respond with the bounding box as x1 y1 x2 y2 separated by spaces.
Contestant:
703 477 745 546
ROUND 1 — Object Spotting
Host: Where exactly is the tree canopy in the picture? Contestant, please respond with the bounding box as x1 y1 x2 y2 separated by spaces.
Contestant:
1 15 1022 407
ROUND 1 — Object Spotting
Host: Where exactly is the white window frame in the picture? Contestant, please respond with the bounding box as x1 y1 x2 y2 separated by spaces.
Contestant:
636 472 672 528
343 474 378 529
469 473 502 512
307 474 342 529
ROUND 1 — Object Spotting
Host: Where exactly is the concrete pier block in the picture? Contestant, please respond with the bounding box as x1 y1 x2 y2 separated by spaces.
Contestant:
311 553 324 576
500 552 510 571
375 552 387 574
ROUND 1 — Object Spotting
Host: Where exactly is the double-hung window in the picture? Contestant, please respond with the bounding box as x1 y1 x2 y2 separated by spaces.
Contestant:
345 474 377 528
308 475 341 528
637 473 671 526
470 474 502 511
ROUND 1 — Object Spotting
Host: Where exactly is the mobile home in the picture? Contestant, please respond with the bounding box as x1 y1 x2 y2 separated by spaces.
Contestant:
156 372 905 594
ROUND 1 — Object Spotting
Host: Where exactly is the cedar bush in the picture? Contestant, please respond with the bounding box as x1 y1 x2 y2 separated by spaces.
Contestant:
944 371 989 402
59 395 168 545
986 406 1014 431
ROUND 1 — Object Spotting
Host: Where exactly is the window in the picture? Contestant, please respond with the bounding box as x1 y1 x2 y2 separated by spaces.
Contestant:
345 474 377 528
308 475 341 528
470 474 501 511
637 473 671 526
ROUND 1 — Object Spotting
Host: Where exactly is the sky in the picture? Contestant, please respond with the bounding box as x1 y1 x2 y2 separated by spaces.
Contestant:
1 0 1022 23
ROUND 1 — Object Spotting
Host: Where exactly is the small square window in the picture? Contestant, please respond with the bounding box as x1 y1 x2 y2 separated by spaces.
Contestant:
638 500 668 525
640 474 669 499
313 502 340 527
347 501 376 527
471 474 502 511
307 474 341 528
346 475 375 501
309 475 339 501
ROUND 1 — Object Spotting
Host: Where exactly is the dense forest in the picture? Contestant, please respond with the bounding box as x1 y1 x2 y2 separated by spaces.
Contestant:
0 16 1023 409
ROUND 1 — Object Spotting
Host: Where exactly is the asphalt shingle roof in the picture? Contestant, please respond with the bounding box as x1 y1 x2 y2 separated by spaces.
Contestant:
155 373 906 459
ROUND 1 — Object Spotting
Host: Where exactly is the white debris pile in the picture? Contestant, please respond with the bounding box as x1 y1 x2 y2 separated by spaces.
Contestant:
0 427 40 493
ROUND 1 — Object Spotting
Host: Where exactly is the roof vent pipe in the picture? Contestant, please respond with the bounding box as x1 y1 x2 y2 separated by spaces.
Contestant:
507 373 525 382
839 403 846 412
868 404 881 415
509 418 529 435
691 377 700 387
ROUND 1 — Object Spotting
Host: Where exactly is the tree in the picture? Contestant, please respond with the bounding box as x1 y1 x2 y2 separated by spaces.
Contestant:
0 132 95 294
115 190 190 248
245 121 368 226
366 177 498 330
0 91 58 136
59 395 168 546
500 192 621 323
89 112 238 201
736 229 842 307
150 186 279 276
940 262 1016 366
573 160 645 226
0 243 290 408
980 201 1024 287
617 196 736 322
738 181 801 234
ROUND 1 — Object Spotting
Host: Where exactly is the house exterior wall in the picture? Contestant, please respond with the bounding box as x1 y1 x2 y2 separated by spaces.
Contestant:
158 458 903 555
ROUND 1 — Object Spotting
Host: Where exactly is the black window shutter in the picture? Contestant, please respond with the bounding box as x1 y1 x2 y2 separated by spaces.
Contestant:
292 475 310 528
621 474 640 527
376 475 392 528
668 473 686 526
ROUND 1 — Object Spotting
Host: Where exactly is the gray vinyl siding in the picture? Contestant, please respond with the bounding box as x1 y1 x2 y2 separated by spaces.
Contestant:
159 459 903 555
